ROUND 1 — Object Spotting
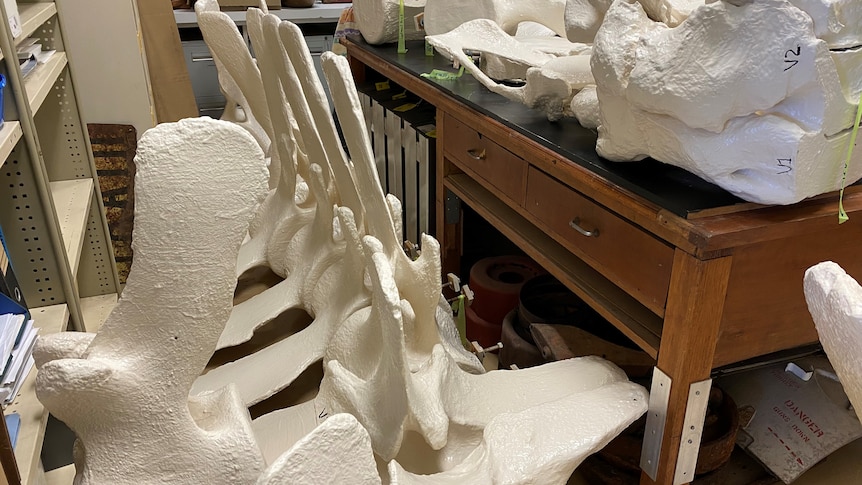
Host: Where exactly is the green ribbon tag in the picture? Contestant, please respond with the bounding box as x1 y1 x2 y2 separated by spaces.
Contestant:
420 66 465 81
397 0 407 54
451 295 468 347
838 93 862 224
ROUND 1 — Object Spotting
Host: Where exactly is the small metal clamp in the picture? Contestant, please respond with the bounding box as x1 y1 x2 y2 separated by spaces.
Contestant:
470 341 502 362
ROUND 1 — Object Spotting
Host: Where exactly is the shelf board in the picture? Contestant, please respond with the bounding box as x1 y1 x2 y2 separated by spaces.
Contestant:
0 121 23 170
445 173 663 358
80 293 117 333
45 463 74 485
49 178 94 278
5 303 70 485
31 302 70 334
15 3 57 47
0 2 58 62
25 51 67 114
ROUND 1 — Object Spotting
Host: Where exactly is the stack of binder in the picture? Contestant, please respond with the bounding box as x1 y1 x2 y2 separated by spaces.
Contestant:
0 224 35 406
0 313 36 404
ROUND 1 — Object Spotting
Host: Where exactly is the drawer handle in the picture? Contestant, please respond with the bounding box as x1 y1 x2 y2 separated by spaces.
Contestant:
191 55 215 63
569 218 599 238
467 148 486 160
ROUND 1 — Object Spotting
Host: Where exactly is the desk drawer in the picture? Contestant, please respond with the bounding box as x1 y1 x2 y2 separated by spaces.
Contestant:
444 113 527 204
525 167 673 315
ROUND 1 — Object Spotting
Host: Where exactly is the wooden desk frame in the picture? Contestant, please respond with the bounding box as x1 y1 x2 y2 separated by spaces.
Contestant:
345 38 862 485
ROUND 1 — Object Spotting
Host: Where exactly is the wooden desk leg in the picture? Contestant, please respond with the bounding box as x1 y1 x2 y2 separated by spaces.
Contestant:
640 250 733 485
435 109 461 281
347 54 367 85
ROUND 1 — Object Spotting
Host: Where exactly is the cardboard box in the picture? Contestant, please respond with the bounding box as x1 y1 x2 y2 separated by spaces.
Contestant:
719 356 862 483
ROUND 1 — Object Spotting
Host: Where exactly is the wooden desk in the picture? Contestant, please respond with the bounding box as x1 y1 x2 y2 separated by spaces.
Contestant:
344 37 862 485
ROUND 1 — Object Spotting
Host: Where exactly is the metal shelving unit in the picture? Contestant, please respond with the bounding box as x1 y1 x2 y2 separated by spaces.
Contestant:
0 0 121 483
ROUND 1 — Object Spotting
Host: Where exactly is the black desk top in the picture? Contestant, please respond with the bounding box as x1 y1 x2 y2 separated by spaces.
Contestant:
348 38 747 218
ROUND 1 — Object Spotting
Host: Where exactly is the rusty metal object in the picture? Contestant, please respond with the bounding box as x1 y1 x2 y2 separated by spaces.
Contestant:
499 310 544 369
469 256 545 327
531 324 655 378
517 273 609 347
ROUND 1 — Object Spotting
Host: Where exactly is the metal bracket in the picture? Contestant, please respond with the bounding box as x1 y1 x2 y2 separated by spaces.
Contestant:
444 189 461 224
673 378 712 485
640 368 713 485
641 367 672 480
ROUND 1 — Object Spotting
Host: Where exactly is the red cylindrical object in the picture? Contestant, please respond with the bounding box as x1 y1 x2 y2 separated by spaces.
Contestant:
468 255 544 326
465 303 503 349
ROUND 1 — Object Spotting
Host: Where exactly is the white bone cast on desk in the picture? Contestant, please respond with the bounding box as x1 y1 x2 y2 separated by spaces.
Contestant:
174 2 350 115
343 37 862 485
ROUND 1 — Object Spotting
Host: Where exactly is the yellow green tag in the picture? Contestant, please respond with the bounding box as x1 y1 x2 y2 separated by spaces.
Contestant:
392 91 407 100
838 93 862 224
397 0 407 54
421 67 465 81
375 80 390 91
451 295 468 347
393 103 417 112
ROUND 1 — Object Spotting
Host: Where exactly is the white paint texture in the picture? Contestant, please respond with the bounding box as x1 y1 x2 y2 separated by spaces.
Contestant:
564 0 612 43
804 261 862 423
426 19 592 120
195 0 272 165
33 118 270 485
354 0 427 45
388 374 647 484
788 0 862 48
192 13 375 407
257 414 382 485
197 0 323 283
591 0 862 204
316 232 648 482
571 85 600 129
424 0 567 37
637 0 704 26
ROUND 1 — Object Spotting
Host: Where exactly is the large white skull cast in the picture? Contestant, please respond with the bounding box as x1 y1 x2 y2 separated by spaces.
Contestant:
591 0 862 205
423 0 861 204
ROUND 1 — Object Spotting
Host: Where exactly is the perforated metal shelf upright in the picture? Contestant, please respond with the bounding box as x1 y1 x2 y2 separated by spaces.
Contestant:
0 1 121 483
